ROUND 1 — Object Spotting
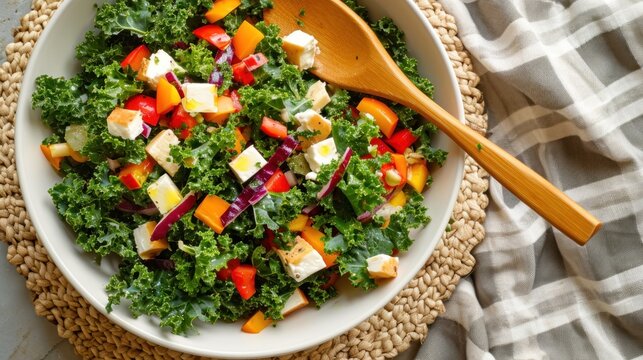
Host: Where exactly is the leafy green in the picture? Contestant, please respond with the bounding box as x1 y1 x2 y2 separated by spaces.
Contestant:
332 116 380 156
32 75 84 132
174 41 215 81
252 190 307 239
95 0 152 37
337 226 395 290
323 88 351 120
338 157 387 215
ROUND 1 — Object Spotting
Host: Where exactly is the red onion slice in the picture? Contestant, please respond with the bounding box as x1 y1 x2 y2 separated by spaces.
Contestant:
215 45 234 65
164 72 185 97
208 68 224 87
301 204 321 216
317 147 353 200
116 200 159 216
140 123 152 138
221 136 299 226
150 192 197 241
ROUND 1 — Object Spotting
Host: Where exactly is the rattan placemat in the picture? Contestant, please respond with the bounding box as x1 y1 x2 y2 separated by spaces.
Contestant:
0 0 488 358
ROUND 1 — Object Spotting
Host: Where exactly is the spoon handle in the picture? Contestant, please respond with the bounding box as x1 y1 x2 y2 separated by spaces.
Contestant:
401 86 601 245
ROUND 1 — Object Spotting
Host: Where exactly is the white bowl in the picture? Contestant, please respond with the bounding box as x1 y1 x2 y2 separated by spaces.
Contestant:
15 0 464 357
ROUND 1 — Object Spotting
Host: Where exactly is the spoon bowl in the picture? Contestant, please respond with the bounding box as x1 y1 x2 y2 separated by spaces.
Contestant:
265 0 602 245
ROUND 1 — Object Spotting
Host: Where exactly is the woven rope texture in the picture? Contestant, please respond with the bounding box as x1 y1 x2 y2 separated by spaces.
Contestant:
0 0 488 358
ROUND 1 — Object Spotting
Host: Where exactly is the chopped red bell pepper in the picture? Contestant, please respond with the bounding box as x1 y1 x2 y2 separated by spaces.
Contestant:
232 62 255 85
348 105 360 119
231 265 257 300
169 105 197 139
380 162 397 191
124 94 160 126
241 53 268 71
370 138 393 155
385 129 417 154
265 169 291 193
193 25 231 50
216 258 241 281
118 156 156 190
262 228 276 250
120 45 150 72
260 117 288 140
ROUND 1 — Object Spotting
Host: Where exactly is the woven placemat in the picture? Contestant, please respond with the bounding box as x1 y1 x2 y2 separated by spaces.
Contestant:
0 0 488 358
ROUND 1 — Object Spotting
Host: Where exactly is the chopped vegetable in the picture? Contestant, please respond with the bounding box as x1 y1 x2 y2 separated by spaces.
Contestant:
301 226 338 267
124 95 159 126
118 156 156 190
241 310 272 333
232 21 265 59
260 117 288 139
357 98 399 138
150 192 197 241
265 169 291 193
205 0 241 23
193 24 232 50
407 161 429 193
120 44 150 72
194 194 231 234
386 128 417 153
156 77 182 115
231 264 257 300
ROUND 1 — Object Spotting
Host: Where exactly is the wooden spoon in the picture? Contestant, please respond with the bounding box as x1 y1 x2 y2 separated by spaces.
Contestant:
264 0 601 245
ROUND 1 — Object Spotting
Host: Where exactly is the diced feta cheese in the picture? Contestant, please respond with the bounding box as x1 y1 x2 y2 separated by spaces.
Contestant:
145 129 181 176
140 50 185 89
281 288 309 316
147 174 183 214
304 137 338 173
366 254 399 279
305 172 318 181
181 83 218 113
282 30 319 70
306 81 331 111
277 237 326 282
106 107 143 140
133 221 169 259
295 109 332 148
229 145 267 183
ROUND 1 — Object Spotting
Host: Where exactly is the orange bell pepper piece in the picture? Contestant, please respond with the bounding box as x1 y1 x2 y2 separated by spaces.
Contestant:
231 127 246 154
288 214 309 232
232 21 265 60
203 96 236 125
156 77 181 115
300 226 338 268
195 195 231 234
205 0 242 23
389 190 407 207
391 153 408 187
356 98 399 138
407 161 429 193
40 144 62 171
241 311 273 334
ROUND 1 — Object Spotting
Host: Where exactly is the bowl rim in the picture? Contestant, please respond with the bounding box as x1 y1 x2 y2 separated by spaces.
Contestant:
15 0 465 357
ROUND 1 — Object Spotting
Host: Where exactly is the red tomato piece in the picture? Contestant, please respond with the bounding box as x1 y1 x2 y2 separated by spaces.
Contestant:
260 117 288 140
120 45 150 72
231 265 257 300
169 106 198 139
118 156 156 190
193 25 232 50
385 128 418 154
124 94 160 126
216 259 241 281
265 169 291 193
241 53 268 71
232 62 255 85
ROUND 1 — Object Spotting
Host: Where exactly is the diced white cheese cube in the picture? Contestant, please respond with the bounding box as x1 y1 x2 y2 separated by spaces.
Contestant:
304 137 338 173
277 237 326 282
366 254 399 279
133 221 169 259
282 30 319 70
147 174 183 214
295 109 332 148
106 107 143 140
229 145 267 183
145 129 181 176
306 81 331 111
181 83 218 113
281 288 309 316
141 50 185 89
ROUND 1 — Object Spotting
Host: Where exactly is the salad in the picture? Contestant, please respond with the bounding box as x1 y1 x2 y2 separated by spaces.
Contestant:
32 0 447 335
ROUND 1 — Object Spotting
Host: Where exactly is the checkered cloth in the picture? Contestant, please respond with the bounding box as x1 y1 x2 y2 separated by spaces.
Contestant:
416 0 643 359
